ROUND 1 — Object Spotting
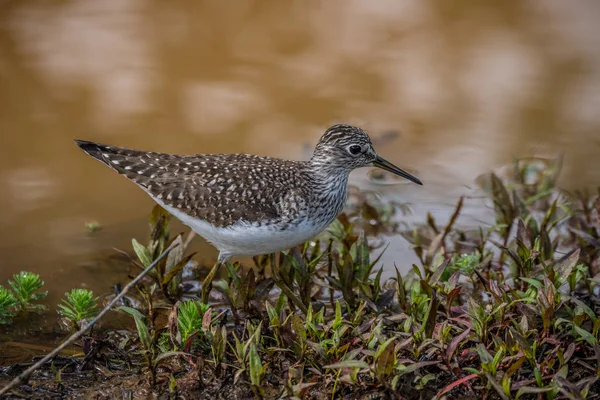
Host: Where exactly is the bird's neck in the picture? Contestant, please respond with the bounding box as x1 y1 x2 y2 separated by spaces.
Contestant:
304 160 351 224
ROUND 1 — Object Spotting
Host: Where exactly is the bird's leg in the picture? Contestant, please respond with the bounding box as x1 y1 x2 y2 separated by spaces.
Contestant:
201 253 229 304
201 262 219 304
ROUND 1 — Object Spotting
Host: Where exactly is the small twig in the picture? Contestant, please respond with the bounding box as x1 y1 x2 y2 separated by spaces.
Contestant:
0 241 180 396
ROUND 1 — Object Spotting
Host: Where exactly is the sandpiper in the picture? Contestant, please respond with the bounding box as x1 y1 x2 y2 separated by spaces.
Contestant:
75 124 422 264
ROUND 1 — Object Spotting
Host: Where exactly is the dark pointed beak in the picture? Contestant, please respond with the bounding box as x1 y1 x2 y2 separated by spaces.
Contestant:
372 155 423 185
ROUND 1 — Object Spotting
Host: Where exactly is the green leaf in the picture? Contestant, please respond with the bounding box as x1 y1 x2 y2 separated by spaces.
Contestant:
325 360 369 369
375 337 396 378
573 324 597 346
520 277 543 289
333 300 342 330
419 287 438 339
484 371 509 400
265 301 279 327
554 249 580 288
248 343 263 387
223 262 240 288
178 300 208 345
149 204 170 230
395 265 407 309
412 264 423 280
162 253 195 286
540 199 558 231
57 289 99 325
153 351 187 368
476 343 494 364
291 313 306 343
243 321 263 358
133 314 151 350
491 173 515 229
356 233 371 280
515 385 555 399
132 238 152 267
570 296 597 322
8 271 47 311
509 328 532 358
165 235 184 273
429 258 449 285
396 360 440 377
201 262 221 305
119 305 147 321
0 286 17 324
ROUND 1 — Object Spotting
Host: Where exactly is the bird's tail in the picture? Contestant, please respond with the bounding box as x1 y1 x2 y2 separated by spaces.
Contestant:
74 139 176 188
74 139 152 170
74 139 111 164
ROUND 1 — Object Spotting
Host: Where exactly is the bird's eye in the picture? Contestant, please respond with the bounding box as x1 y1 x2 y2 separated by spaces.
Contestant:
348 145 362 155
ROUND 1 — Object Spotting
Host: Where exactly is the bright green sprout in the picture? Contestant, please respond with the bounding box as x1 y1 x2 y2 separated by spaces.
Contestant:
85 221 102 232
0 286 18 324
8 271 48 311
57 288 100 328
452 252 481 275
178 300 210 345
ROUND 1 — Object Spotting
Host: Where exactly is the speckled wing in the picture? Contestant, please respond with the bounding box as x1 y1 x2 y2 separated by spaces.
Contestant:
75 140 290 227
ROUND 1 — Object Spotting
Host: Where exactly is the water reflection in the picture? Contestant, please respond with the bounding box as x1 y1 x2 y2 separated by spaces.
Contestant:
0 0 599 303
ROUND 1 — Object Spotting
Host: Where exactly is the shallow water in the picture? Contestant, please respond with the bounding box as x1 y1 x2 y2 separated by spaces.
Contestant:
1 0 599 310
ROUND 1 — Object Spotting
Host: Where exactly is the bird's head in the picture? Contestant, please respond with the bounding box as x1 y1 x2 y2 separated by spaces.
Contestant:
311 124 422 185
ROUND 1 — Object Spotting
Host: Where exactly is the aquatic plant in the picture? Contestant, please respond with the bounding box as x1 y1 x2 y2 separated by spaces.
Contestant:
0 286 17 324
57 289 100 329
8 271 47 312
177 299 211 348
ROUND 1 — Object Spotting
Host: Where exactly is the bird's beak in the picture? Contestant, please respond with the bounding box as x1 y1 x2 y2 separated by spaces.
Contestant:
372 155 423 185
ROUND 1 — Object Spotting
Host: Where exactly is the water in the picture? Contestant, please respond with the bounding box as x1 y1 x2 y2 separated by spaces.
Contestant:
1 0 599 308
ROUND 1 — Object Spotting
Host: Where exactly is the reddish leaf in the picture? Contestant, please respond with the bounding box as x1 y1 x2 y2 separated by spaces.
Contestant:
446 286 462 314
168 301 181 346
435 373 478 399
445 328 471 363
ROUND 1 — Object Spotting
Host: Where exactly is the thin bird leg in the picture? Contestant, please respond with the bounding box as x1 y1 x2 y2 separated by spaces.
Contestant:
201 261 221 304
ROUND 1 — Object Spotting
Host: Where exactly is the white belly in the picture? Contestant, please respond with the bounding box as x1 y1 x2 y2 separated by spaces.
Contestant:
154 199 326 261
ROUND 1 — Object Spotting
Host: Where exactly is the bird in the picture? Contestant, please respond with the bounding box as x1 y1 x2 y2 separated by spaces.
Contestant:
75 124 422 265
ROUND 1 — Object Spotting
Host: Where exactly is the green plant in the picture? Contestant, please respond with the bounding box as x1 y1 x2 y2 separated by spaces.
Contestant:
327 221 386 312
84 221 102 232
129 205 195 305
27 160 598 398
119 305 187 386
213 261 274 322
268 240 328 314
57 289 100 329
177 299 211 348
0 286 17 324
8 271 47 311
248 343 265 398
452 252 481 276
229 321 263 384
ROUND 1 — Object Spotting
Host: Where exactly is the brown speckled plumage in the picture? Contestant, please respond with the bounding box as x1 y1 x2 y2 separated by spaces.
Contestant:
75 146 311 227
76 124 422 261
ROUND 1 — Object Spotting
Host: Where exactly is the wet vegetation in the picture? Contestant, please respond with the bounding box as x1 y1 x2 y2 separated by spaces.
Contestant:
1 159 599 399
0 272 47 322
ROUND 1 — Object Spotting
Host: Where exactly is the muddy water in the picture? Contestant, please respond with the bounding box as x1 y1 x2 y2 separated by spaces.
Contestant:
1 1 600 309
